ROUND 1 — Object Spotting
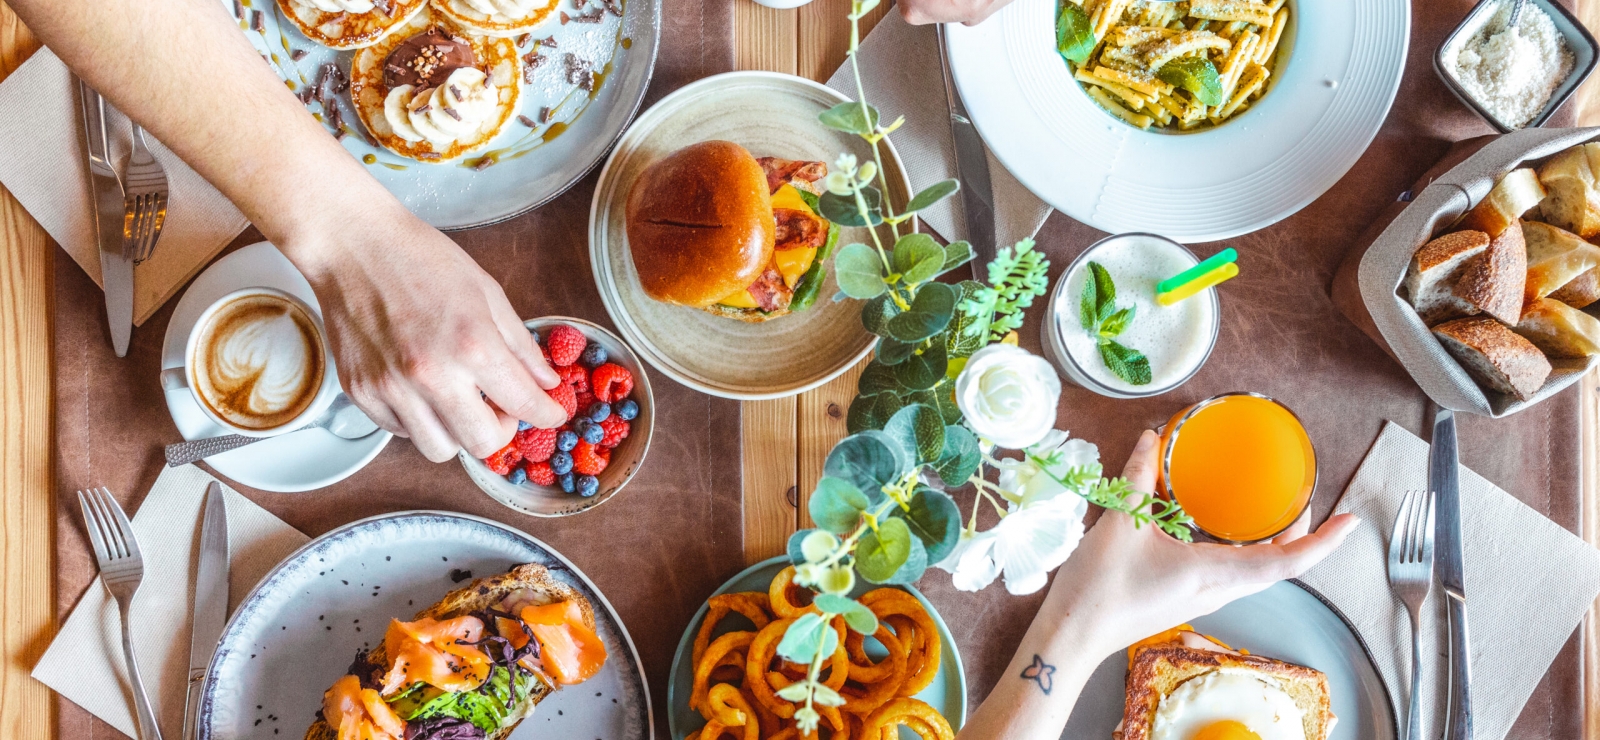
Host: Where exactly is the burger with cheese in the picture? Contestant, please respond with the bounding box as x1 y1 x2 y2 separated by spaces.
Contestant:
624 140 837 322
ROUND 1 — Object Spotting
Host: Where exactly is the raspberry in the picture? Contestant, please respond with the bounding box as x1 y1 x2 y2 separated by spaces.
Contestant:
547 382 577 422
572 440 610 475
514 427 557 463
599 417 630 448
523 460 556 486
592 363 634 403
574 390 597 415
483 443 522 475
556 363 589 392
546 325 587 367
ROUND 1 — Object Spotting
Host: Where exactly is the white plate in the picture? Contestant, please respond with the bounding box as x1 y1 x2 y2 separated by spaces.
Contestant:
198 511 652 740
1064 580 1396 739
233 0 659 230
161 241 392 492
589 71 897 400
946 0 1409 242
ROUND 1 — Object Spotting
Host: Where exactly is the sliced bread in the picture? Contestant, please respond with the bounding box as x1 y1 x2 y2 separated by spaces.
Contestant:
1119 645 1335 740
1453 223 1526 325
1460 168 1547 237
1433 317 1553 401
1515 298 1600 358
1405 230 1490 325
1536 143 1600 238
1524 221 1600 303
1549 267 1600 308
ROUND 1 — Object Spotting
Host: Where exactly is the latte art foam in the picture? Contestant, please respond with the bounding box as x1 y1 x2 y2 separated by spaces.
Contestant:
193 293 325 430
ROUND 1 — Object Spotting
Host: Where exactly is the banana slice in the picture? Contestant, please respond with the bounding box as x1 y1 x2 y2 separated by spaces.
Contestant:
383 86 425 142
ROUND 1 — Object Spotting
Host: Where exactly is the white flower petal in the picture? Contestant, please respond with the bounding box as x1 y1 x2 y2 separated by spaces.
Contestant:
954 345 1063 450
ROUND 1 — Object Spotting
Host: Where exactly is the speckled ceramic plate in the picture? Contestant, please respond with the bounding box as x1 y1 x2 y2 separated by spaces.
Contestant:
665 556 966 740
198 511 652 739
1065 580 1396 739
228 0 659 230
589 71 906 400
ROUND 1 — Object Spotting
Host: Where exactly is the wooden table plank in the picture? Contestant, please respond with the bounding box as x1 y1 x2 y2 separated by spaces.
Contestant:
0 5 52 739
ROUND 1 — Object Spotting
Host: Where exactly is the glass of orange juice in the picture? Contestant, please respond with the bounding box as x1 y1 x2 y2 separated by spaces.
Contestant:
1157 393 1317 544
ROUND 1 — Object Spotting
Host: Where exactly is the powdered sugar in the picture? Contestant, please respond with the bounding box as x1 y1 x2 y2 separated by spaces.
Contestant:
1444 1 1574 129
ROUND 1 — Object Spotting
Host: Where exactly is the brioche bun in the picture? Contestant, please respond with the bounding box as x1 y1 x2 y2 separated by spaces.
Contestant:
625 141 776 308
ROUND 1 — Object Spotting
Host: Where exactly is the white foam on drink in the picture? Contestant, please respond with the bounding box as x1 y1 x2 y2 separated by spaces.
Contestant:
1057 235 1217 394
194 294 322 429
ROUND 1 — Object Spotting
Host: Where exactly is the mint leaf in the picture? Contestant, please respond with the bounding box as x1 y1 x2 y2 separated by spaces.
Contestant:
1098 305 1135 339
1079 266 1098 330
1087 261 1116 321
1056 1 1096 66
1099 340 1152 385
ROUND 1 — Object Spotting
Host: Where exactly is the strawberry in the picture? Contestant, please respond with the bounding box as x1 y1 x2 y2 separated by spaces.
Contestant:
483 443 522 475
523 460 556 486
547 382 578 422
598 417 629 448
591 363 634 403
546 325 587 367
572 440 610 475
514 427 557 463
556 363 589 392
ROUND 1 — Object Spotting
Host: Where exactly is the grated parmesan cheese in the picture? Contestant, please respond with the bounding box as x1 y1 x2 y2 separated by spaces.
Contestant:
1444 1 1574 129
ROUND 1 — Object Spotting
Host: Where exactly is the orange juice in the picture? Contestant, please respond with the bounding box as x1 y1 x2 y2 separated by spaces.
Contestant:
1158 393 1316 543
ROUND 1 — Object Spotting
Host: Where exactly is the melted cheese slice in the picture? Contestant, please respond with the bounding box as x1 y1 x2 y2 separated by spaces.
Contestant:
520 601 608 685
716 184 820 309
379 616 493 695
322 674 407 740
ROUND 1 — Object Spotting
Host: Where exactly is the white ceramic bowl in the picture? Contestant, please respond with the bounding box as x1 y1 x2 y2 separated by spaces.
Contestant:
459 317 654 517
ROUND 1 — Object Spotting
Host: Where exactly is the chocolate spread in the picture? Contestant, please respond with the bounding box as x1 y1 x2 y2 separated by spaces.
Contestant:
383 28 477 90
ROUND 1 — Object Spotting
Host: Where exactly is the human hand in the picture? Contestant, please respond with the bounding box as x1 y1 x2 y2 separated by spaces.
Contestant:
284 206 566 462
1049 429 1360 654
898 0 1012 25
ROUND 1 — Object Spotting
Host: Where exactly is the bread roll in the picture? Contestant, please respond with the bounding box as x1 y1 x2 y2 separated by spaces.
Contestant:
1406 230 1489 325
1432 317 1552 401
1460 168 1546 237
1452 222 1525 325
1524 221 1600 304
1515 297 1600 358
1536 144 1600 238
1549 268 1600 309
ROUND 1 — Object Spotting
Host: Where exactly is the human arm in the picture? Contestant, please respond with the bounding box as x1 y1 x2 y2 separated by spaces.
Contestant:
957 430 1361 740
10 0 565 460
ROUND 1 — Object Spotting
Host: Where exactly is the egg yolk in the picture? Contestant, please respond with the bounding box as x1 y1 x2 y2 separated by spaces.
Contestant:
1191 720 1263 740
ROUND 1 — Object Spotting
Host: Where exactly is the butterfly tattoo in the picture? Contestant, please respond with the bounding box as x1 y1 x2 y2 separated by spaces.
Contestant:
1020 654 1056 695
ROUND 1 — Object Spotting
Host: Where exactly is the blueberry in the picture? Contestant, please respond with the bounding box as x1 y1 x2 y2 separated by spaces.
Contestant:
558 473 575 493
516 420 533 432
580 422 605 444
556 431 579 452
530 328 543 344
578 475 600 497
616 399 639 421
581 342 608 368
550 451 574 475
587 402 611 422
506 466 528 486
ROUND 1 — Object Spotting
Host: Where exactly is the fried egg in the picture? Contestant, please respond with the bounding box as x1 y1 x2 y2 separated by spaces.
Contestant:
1150 668 1306 740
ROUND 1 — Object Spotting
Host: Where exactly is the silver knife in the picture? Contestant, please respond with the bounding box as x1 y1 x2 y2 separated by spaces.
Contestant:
936 24 997 279
77 78 133 357
182 483 229 740
1429 408 1471 740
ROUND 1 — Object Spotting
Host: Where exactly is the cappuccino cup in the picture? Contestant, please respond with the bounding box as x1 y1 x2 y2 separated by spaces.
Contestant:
162 287 337 437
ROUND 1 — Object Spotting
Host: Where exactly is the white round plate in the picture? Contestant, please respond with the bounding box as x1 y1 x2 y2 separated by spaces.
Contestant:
590 71 901 400
1065 580 1396 739
945 0 1409 242
666 556 967 740
198 511 651 740
231 0 659 230
161 241 391 493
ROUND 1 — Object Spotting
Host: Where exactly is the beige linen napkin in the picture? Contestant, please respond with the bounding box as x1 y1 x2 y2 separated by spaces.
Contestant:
1299 421 1600 740
0 48 249 326
33 465 308 739
824 13 1052 250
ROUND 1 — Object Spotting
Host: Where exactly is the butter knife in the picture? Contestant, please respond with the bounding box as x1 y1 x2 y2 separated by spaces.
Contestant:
1429 408 1471 740
936 24 997 279
77 78 132 357
182 483 229 740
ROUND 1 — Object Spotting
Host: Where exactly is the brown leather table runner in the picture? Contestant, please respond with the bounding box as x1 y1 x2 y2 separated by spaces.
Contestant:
45 2 1590 740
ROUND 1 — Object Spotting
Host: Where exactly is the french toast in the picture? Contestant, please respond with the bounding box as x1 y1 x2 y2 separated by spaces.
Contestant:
1118 643 1335 740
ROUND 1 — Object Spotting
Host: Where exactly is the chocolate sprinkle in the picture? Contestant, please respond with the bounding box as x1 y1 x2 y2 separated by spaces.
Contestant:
290 48 308 61
233 0 244 18
541 36 558 47
560 11 570 23
373 0 394 16
605 0 621 16
473 158 494 171
250 10 264 32
450 84 463 101
413 103 431 114
516 33 532 48
443 107 461 121
563 54 594 90
419 152 442 160
517 114 536 127
538 105 551 123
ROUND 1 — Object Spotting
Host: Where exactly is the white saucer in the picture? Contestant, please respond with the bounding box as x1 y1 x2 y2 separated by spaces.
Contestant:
161 241 391 492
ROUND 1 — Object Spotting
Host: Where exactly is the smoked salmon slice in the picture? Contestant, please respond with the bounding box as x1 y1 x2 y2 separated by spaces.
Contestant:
520 601 607 685
379 616 493 695
322 674 406 740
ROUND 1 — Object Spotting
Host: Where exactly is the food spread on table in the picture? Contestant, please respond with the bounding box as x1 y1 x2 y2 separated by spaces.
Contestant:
1054 0 1289 131
1441 0 1575 130
626 141 837 321
308 563 607 740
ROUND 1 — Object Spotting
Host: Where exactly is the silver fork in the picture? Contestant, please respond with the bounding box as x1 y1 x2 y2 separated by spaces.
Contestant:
78 487 164 740
122 123 169 264
1387 488 1436 740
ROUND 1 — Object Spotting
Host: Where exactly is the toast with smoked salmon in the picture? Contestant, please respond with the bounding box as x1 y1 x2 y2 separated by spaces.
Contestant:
305 563 607 740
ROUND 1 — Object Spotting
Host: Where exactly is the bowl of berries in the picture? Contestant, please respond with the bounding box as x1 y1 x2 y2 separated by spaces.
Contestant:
460 317 654 517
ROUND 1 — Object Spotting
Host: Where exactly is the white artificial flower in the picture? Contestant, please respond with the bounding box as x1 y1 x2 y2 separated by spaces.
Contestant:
833 152 858 175
993 430 1101 508
938 493 1087 595
954 344 1062 450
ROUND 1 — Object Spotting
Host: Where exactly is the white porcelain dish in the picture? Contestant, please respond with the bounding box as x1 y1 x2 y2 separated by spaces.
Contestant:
198 510 652 740
945 0 1410 242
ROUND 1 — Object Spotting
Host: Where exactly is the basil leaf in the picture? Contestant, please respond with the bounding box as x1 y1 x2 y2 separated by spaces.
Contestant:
1156 56 1225 107
1056 1 1096 66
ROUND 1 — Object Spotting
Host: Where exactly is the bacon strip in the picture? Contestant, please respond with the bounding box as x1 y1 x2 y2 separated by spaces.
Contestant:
773 208 827 251
757 157 827 195
745 267 794 313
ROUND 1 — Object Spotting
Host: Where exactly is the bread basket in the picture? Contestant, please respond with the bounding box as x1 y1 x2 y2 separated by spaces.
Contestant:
1332 126 1600 417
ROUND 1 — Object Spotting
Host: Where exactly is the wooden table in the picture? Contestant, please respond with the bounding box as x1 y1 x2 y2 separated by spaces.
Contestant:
2 2 1600 737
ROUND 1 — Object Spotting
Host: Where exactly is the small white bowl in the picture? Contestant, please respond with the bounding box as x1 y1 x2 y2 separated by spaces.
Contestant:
459 316 654 517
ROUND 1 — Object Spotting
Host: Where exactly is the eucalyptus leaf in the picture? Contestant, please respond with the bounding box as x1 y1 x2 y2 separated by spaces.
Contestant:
897 487 962 566
908 384 963 425
834 243 887 299
855 517 913 582
876 336 917 366
892 233 945 285
819 186 884 227
810 477 870 535
887 282 958 343
879 535 928 585
777 612 835 663
873 392 907 428
894 341 947 391
823 430 909 501
883 403 945 464
932 425 980 486
858 361 903 396
817 101 880 135
939 241 974 277
861 294 899 336
775 683 812 703
847 392 888 433
812 594 879 635
903 179 959 215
